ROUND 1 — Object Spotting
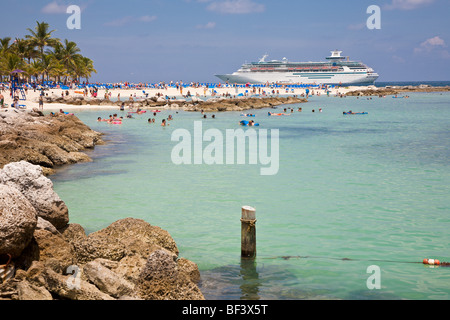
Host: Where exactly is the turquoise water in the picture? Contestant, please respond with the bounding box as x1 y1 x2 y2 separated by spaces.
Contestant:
51 92 450 300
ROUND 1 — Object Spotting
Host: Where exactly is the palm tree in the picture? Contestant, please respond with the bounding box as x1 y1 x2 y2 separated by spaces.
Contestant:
24 40 40 64
82 57 97 82
59 40 82 81
25 21 60 58
3 22 96 85
0 53 25 84
73 56 97 83
39 54 58 83
0 37 12 53
11 38 29 61
25 60 44 83
49 62 67 83
1 53 24 75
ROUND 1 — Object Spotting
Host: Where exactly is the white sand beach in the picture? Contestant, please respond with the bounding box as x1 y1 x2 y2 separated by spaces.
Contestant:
0 85 374 111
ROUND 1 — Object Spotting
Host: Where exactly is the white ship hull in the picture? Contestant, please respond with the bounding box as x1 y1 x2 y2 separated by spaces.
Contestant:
216 51 379 86
216 71 378 85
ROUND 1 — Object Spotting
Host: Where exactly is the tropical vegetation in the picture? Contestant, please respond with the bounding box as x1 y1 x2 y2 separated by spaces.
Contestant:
0 21 96 84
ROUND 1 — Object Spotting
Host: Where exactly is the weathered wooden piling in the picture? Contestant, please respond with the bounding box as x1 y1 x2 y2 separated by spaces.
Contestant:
241 206 257 259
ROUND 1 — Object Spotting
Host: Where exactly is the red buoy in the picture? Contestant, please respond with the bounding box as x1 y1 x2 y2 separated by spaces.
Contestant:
423 259 440 266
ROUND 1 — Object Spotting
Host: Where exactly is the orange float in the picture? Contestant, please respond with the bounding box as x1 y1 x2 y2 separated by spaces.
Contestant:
423 259 440 266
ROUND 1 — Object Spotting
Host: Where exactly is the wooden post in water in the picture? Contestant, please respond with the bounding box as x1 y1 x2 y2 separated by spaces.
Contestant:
241 206 257 259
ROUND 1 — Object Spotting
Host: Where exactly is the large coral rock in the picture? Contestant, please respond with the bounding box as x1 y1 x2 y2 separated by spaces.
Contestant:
16 280 53 300
94 218 179 257
43 266 115 300
0 110 103 172
33 229 76 270
0 184 38 258
0 161 69 229
72 232 127 265
137 250 205 300
82 259 136 299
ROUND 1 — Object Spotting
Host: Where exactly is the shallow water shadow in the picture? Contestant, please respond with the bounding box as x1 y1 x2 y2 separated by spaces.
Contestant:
239 258 261 300
198 259 330 300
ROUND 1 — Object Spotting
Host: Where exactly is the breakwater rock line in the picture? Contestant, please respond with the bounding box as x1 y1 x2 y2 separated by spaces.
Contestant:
0 109 104 176
39 95 308 112
345 85 450 97
0 161 204 300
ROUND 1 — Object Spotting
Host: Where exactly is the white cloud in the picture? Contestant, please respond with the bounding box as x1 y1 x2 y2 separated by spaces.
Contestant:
42 1 88 14
207 0 265 14
414 36 446 52
384 0 434 10
414 36 450 59
41 1 68 14
196 22 217 29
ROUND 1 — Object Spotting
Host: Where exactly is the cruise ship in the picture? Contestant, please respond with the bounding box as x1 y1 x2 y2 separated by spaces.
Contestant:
215 50 379 85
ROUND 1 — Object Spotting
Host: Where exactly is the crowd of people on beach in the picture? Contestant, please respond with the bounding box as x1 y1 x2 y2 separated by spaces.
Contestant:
0 79 338 100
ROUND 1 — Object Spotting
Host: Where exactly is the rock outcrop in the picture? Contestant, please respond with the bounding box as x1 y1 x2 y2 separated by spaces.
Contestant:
39 95 308 113
0 185 37 258
345 86 450 97
0 162 204 300
0 161 69 229
0 109 104 175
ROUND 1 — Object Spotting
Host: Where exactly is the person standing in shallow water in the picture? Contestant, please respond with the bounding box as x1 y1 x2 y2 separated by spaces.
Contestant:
39 95 44 111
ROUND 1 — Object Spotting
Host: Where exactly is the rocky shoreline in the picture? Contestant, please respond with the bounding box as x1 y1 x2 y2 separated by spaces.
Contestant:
0 109 104 176
0 161 204 300
38 95 308 112
345 85 450 97
0 111 205 300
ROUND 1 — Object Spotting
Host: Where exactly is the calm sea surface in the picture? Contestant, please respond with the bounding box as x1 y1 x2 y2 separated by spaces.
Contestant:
51 91 450 300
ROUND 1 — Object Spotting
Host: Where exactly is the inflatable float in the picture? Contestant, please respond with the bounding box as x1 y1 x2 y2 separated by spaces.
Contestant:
128 111 147 115
268 112 290 116
343 112 368 115
241 114 256 117
240 120 260 127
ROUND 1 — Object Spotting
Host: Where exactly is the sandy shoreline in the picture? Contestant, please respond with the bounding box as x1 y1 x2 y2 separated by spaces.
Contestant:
2 84 448 111
1 85 364 111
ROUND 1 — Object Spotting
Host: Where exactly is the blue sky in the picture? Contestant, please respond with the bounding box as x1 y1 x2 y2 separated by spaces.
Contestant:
1 0 449 83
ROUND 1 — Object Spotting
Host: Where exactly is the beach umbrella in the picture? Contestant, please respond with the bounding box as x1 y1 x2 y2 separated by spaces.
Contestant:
10 69 25 74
